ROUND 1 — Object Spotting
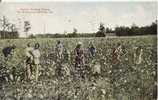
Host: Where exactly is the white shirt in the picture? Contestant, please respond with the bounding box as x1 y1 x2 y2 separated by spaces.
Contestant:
32 49 41 64
25 47 33 58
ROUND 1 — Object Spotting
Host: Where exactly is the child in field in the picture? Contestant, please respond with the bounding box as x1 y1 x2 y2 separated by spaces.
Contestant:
63 46 70 62
112 43 123 64
32 43 41 81
134 46 143 64
92 60 101 78
55 40 64 60
88 41 96 57
25 43 34 80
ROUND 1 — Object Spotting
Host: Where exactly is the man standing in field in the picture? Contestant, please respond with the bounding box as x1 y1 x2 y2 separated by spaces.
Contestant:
25 43 33 80
32 43 41 81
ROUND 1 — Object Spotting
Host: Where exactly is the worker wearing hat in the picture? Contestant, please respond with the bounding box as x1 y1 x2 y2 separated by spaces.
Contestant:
74 41 85 78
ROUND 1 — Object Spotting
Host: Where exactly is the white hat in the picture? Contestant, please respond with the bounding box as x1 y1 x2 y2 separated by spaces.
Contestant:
78 41 82 45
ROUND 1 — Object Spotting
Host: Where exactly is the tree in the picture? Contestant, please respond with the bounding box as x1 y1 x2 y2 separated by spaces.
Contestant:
28 34 35 38
115 26 131 36
105 27 110 33
0 16 10 38
8 24 19 38
96 23 106 37
130 23 140 35
115 20 157 36
106 27 114 33
24 21 31 37
67 28 78 37
0 16 19 38
72 28 78 36
149 20 157 34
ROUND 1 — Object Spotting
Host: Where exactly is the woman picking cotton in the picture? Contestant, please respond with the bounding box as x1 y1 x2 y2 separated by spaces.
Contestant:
25 42 34 80
32 43 41 81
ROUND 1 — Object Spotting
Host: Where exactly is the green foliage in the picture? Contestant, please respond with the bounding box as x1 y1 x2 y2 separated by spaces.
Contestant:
0 16 19 39
115 20 157 36
34 33 95 38
0 36 157 100
0 31 19 39
96 23 106 37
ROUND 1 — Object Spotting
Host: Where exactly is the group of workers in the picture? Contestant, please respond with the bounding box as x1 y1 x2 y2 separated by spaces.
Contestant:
25 42 41 81
1 40 143 82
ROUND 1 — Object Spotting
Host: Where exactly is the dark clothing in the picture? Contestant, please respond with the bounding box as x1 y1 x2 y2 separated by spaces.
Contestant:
88 46 96 57
74 47 84 67
26 57 33 65
75 48 84 57
2 46 14 57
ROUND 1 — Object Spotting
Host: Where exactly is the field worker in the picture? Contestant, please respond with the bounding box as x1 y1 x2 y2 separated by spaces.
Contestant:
61 63 71 79
74 41 85 67
88 41 96 57
55 40 64 60
92 60 101 78
134 46 143 64
32 43 41 81
2 44 16 58
112 43 123 64
25 42 34 80
63 47 70 62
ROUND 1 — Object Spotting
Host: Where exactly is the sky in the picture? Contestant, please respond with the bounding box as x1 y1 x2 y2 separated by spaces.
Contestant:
0 1 157 37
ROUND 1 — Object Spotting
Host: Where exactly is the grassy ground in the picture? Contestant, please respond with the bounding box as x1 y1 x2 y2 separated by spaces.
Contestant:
0 35 157 100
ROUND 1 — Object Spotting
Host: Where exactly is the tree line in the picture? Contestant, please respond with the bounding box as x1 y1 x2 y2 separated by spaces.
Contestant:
114 20 157 36
33 20 157 38
0 16 157 39
0 16 19 39
0 16 31 39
